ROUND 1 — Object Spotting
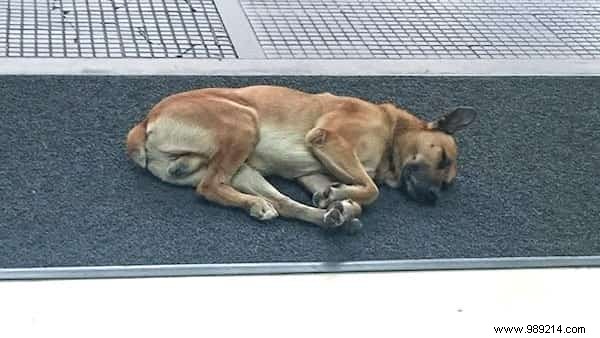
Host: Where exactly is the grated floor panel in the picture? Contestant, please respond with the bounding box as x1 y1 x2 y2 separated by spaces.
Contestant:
241 0 600 59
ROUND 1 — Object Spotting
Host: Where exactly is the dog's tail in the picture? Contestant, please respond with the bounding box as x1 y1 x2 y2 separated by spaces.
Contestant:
126 118 149 168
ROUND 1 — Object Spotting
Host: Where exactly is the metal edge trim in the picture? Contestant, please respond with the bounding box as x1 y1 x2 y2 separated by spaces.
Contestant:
0 58 599 76
2 256 600 280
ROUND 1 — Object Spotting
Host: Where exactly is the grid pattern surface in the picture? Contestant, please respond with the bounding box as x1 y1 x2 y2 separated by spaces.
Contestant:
0 0 236 58
241 0 600 59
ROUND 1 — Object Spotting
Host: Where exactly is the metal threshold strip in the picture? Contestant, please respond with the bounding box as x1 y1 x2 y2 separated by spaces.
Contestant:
0 58 600 76
2 256 600 280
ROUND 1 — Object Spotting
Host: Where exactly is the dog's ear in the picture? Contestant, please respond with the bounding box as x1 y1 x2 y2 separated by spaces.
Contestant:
428 106 477 134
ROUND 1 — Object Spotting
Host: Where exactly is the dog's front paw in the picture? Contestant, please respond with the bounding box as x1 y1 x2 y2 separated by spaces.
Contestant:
312 191 328 208
313 183 345 208
249 199 279 221
323 199 362 227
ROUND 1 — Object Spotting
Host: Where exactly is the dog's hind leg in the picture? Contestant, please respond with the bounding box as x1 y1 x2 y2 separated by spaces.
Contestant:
305 128 379 207
232 165 362 232
195 132 280 221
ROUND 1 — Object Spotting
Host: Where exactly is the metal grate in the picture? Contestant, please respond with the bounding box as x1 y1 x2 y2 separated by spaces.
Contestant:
240 0 600 59
0 0 237 58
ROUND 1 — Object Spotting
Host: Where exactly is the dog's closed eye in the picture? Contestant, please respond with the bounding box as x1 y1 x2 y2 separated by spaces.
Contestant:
437 149 452 170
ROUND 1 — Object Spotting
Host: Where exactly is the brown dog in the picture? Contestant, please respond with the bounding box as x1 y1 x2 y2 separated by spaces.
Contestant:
126 85 476 231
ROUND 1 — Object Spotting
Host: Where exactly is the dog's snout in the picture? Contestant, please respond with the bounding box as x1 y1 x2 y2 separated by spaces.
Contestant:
405 178 440 205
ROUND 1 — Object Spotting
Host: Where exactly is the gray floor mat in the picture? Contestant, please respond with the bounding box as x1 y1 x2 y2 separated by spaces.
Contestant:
1 76 599 274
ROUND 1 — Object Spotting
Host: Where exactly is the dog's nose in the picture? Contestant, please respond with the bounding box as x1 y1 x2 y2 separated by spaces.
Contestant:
427 188 439 203
424 187 439 204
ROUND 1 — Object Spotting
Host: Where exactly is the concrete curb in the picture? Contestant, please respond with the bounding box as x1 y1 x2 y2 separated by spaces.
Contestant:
1 58 600 76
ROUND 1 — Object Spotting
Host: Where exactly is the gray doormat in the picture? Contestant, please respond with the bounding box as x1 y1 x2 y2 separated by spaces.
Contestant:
1 76 599 279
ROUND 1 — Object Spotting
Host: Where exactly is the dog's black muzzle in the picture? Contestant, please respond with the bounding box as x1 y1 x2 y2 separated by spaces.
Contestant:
400 164 441 205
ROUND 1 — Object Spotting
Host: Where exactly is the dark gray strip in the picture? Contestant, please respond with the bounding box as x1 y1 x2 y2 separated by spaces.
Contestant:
5 0 11 56
46 0 52 56
71 0 81 57
96 0 110 56
134 0 154 57
122 0 141 57
58 0 66 56
185 0 207 58
19 0 24 56
34 0 38 56
83 0 95 57
147 0 168 56
109 0 125 57
158 0 181 56
173 0 196 58
198 0 222 58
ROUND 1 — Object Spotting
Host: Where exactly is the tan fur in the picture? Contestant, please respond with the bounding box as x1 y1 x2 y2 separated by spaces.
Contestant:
126 85 475 230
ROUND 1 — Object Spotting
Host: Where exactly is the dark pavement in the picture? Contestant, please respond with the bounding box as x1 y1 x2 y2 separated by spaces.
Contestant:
1 76 599 268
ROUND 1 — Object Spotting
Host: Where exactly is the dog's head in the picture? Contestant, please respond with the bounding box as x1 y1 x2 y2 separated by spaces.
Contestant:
388 107 477 204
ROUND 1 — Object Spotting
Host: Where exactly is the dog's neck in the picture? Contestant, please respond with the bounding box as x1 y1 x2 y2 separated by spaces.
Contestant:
376 103 427 186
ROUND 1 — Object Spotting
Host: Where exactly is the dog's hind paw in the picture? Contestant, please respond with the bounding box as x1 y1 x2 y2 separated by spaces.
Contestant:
249 199 279 221
167 161 191 177
342 218 363 235
323 199 362 228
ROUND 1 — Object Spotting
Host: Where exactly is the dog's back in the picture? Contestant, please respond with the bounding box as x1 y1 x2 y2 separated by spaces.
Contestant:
126 118 148 169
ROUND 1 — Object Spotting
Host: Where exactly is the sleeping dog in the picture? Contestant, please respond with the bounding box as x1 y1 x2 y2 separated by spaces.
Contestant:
127 85 476 232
